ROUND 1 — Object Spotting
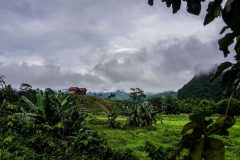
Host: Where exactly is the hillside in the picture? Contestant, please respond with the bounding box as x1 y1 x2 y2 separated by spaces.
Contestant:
77 96 122 114
177 72 226 100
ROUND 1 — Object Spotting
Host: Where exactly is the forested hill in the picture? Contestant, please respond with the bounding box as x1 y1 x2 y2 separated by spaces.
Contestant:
177 72 226 100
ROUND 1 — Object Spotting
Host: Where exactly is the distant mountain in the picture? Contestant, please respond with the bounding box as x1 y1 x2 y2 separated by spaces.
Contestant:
87 90 130 100
177 71 226 100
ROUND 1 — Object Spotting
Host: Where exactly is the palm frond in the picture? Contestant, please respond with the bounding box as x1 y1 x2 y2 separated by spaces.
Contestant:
21 96 36 109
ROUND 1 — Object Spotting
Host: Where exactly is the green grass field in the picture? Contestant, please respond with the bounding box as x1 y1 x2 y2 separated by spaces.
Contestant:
86 114 240 160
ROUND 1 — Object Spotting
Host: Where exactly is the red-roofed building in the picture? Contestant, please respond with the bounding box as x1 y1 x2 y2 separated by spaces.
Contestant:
68 87 87 95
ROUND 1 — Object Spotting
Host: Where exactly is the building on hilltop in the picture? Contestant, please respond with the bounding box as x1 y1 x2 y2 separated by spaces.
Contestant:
68 87 87 95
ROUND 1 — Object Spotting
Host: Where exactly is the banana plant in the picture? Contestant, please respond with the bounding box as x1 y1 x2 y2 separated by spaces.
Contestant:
103 111 120 129
17 90 87 137
17 90 69 125
19 90 53 124
127 101 157 127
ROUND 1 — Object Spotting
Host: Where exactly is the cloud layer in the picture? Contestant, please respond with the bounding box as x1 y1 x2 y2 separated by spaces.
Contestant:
0 0 227 92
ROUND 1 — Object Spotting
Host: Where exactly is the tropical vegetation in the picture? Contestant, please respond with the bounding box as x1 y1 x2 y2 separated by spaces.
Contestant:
1 77 240 159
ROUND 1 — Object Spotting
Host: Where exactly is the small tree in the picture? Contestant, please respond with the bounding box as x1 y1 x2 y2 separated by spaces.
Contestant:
129 88 146 103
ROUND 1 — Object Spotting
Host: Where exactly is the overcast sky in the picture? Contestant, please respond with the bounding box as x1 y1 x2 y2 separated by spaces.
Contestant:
0 0 228 92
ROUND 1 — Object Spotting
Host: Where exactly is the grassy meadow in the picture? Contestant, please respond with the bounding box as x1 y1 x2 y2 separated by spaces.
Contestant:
86 114 240 160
